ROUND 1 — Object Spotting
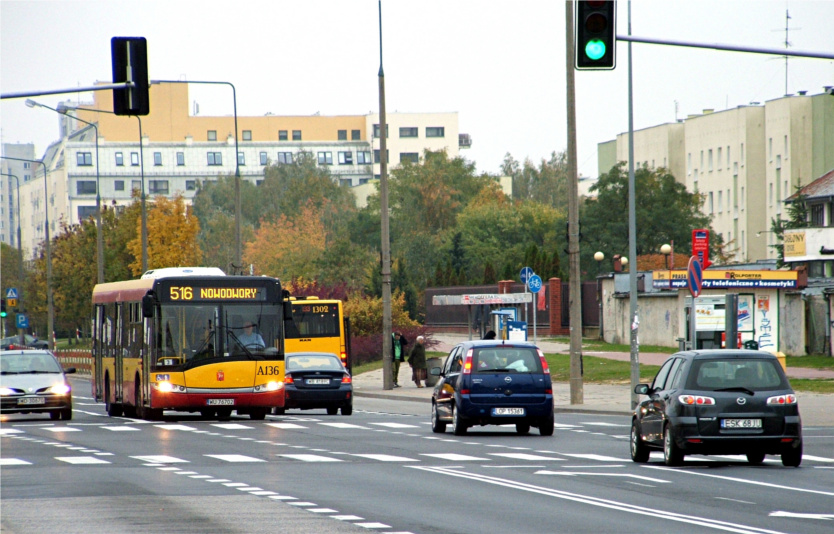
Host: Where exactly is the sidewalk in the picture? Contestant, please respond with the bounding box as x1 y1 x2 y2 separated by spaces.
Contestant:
351 333 833 426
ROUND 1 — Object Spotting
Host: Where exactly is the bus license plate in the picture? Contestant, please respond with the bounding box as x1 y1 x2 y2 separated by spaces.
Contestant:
306 378 330 385
721 418 762 429
18 397 46 405
207 399 234 406
493 407 525 416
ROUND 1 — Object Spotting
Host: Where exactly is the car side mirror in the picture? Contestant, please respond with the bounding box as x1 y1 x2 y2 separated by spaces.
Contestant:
634 383 651 395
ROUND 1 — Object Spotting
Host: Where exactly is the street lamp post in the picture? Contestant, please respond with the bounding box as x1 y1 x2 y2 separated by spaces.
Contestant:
594 251 604 340
1 172 25 344
61 104 148 272
661 243 672 290
26 99 105 285
0 155 55 350
150 79 240 273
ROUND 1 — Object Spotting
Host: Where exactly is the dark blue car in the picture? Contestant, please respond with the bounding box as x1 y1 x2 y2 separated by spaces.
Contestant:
430 340 554 436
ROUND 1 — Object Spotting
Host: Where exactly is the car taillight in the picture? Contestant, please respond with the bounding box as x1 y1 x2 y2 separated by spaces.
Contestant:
537 349 549 374
767 394 797 405
284 375 294 384
341 375 352 384
679 395 715 405
462 348 473 375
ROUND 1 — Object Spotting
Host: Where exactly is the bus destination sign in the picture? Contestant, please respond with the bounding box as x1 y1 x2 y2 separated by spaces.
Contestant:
167 286 266 301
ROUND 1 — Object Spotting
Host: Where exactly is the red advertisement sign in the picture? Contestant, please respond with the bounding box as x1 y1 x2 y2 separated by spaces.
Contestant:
692 229 711 268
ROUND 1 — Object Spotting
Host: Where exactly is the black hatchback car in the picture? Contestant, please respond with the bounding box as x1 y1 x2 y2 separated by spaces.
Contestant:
631 349 802 467
430 340 554 436
274 352 352 416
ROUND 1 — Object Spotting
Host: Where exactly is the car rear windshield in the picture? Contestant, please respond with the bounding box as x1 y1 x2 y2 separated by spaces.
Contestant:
473 347 542 373
686 358 788 391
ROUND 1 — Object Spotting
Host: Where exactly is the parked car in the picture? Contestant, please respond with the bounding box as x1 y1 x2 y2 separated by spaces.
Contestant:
430 340 554 436
273 352 352 416
630 349 802 467
0 349 76 420
0 334 49 350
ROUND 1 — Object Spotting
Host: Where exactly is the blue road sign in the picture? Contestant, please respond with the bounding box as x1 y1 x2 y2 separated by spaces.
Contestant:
687 256 703 298
527 274 543 293
5 288 18 299
16 313 29 329
520 266 534 284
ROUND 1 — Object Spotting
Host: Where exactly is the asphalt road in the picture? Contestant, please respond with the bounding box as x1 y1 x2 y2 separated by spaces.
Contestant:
2 376 833 534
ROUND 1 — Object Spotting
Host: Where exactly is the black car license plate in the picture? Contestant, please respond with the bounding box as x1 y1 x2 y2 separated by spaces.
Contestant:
721 418 762 429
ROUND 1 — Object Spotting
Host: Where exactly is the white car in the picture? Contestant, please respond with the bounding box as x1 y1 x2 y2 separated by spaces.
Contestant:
1 349 76 420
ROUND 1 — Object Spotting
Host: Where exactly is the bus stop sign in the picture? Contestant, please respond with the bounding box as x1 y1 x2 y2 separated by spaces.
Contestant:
687 256 703 297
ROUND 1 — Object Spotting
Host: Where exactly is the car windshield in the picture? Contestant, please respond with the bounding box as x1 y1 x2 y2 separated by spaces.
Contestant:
473 347 541 373
687 358 788 391
286 355 343 371
1 352 63 374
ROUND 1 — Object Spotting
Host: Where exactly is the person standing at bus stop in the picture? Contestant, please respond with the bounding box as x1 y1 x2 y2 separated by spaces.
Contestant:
408 335 427 387
391 331 408 388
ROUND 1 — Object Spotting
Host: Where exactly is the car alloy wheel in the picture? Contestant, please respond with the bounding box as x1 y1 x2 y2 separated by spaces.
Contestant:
663 424 684 466
630 420 650 463
431 402 446 433
452 404 467 435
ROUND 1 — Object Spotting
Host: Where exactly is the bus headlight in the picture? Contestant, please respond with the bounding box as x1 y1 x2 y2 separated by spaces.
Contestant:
254 381 283 392
155 382 187 393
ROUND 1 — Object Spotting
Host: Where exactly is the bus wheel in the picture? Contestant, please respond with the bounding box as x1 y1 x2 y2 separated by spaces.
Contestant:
249 408 267 420
105 379 122 417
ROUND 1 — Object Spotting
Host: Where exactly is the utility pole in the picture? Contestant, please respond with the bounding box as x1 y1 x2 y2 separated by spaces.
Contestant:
378 0 393 390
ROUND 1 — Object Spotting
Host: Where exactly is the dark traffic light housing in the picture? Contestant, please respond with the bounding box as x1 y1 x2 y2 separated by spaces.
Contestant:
1 298 6 318
575 0 617 70
111 37 150 116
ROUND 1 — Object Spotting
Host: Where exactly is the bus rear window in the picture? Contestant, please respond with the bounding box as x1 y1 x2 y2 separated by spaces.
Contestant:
287 304 340 338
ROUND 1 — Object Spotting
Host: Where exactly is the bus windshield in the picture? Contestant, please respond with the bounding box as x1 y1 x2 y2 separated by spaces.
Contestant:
157 303 282 365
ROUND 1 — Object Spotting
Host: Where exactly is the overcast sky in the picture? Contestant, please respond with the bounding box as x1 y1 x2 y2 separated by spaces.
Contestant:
2 0 833 179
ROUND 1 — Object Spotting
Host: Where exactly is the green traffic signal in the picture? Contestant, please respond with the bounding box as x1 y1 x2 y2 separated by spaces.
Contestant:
585 39 607 61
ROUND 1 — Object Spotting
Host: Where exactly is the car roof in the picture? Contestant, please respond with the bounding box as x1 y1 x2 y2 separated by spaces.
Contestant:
673 349 780 361
0 349 55 357
285 352 341 358
455 340 541 349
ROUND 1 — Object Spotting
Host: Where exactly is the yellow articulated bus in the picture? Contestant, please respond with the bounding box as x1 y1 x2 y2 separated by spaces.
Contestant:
92 268 292 420
284 297 351 372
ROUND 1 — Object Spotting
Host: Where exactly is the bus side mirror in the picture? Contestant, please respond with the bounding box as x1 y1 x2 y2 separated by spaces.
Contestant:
142 295 154 318
283 301 293 321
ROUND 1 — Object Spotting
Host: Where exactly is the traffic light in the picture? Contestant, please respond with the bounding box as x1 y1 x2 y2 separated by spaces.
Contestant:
111 37 150 116
1 298 6 318
575 0 617 70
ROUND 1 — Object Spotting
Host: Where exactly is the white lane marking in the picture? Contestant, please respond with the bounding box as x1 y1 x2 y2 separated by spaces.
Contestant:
205 454 265 463
222 482 249 487
264 423 307 429
0 459 31 465
422 453 489 461
769 511 834 520
415 466 789 533
45 427 80 432
560 453 625 462
131 455 188 464
288 502 317 506
716 497 756 505
174 471 198 475
803 455 834 463
491 453 567 461
102 426 140 431
536 471 670 483
331 515 364 520
644 466 834 497
211 423 253 430
250 491 278 496
0 429 24 435
309 508 339 513
354 523 391 529
154 424 197 431
55 456 111 465
319 422 370 429
236 487 265 492
369 422 420 428
267 495 298 500
206 479 231 483
351 454 418 462
278 454 343 462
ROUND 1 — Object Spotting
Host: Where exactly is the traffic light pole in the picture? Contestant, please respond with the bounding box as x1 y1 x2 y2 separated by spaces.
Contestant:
617 35 834 60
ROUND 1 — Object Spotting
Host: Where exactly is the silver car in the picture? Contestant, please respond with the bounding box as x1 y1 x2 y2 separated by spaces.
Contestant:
1 349 76 420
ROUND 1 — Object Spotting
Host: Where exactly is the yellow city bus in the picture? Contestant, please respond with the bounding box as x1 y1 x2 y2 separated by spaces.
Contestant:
92 269 291 420
284 297 351 371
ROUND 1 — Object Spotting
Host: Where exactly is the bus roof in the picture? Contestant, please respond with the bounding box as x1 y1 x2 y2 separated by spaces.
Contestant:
141 267 226 279
93 278 155 304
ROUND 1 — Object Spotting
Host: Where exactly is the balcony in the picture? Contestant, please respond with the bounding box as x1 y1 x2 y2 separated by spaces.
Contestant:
458 133 472 149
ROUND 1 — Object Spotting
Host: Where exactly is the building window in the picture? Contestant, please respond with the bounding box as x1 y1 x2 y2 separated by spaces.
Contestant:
718 190 723 213
277 152 293 164
776 155 781 169
260 152 268 165
768 137 772 161
338 130 347 140
708 192 714 213
149 180 169 195
717 147 722 170
132 180 141 192
740 187 745 209
242 130 252 141
357 151 372 164
727 146 731 168
373 124 389 138
115 180 125 191
374 149 389 164
400 127 418 138
740 143 744 162
784 135 788 159
317 151 333 165
207 152 223 165
77 181 97 195
238 152 245 165
708 149 713 171
186 180 197 191
176 152 185 166
115 152 124 166
426 126 445 138
810 204 825 226
338 151 353 165
292 130 302 141
77 206 97 220
351 129 361 140
768 183 773 206
400 152 419 164
279 130 288 141
208 130 217 141
131 152 139 166
76 152 93 166
153 152 162 166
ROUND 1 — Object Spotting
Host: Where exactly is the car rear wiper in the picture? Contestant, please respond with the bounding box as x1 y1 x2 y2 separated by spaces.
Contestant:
715 387 756 396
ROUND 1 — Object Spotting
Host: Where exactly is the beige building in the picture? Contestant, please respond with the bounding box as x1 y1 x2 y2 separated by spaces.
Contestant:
14 84 469 258
598 91 834 263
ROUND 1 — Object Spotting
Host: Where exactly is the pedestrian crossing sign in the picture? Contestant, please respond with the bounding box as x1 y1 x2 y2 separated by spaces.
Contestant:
5 288 18 299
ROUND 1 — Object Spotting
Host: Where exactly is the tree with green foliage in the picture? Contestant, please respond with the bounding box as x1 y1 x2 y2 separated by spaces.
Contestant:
502 151 569 208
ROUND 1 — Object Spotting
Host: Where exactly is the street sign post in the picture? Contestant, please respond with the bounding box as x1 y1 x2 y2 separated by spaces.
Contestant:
527 275 542 344
686 256 703 350
520 266 534 284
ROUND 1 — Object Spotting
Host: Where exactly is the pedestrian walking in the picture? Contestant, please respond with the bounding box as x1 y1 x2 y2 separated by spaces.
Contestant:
391 331 408 387
408 335 427 388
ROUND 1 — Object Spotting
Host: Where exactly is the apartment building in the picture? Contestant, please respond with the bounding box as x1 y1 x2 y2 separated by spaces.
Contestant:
14 83 469 258
0 143 36 248
598 90 834 263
